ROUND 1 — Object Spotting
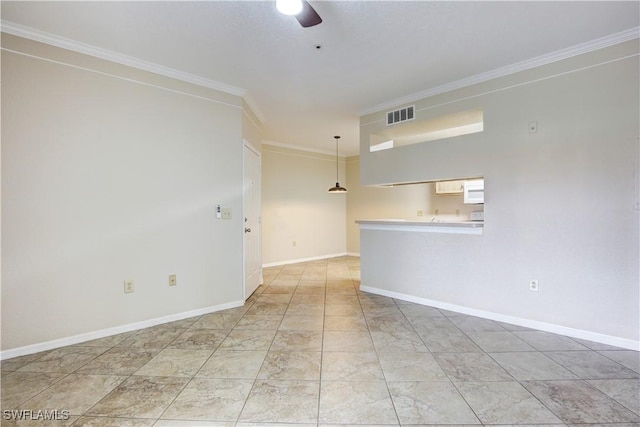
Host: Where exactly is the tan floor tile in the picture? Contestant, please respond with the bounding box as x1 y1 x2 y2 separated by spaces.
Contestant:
17 347 109 374
278 315 324 331
319 381 397 424
86 376 188 419
435 352 513 381
323 315 368 332
239 380 319 424
72 417 154 426
296 281 326 290
75 348 158 375
321 352 384 381
322 331 374 352
134 348 212 377
72 332 136 348
370 330 428 352
587 378 640 414
1 351 52 372
260 285 296 294
324 304 363 316
1 371 65 408
190 314 242 330
244 302 289 316
217 329 276 351
234 315 283 331
525 380 640 424
197 350 267 379
167 329 228 350
117 328 185 349
255 293 293 304
290 293 324 304
23 374 126 415
388 381 480 424
257 351 321 380
161 378 253 421
457 381 563 424
378 351 448 381
271 330 323 352
285 303 324 316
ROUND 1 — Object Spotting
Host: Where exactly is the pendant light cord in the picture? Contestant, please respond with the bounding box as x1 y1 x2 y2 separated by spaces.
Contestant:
334 135 340 183
328 135 346 193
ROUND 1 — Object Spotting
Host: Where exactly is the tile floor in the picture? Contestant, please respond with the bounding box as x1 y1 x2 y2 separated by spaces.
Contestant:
1 256 639 426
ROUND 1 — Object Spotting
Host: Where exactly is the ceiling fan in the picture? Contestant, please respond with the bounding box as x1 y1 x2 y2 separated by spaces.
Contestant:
276 0 323 28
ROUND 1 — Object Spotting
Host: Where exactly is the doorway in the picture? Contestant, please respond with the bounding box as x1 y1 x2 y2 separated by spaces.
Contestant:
243 141 262 300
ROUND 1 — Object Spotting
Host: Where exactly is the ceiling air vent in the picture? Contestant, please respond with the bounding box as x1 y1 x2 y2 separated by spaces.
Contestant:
386 105 415 126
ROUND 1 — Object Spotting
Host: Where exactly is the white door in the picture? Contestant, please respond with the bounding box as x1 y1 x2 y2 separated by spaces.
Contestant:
243 141 261 299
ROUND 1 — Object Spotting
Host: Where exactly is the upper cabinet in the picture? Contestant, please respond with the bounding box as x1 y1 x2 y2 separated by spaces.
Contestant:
435 180 465 194
435 178 485 204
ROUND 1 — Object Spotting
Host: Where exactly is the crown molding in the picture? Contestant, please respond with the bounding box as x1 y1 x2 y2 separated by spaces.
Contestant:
360 26 640 116
242 92 266 124
1 20 247 98
263 139 345 158
4 20 636 127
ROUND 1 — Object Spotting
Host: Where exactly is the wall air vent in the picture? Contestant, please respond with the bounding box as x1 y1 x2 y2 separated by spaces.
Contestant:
386 105 415 126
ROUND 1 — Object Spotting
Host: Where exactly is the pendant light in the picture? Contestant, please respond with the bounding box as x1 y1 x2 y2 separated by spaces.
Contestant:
328 135 347 193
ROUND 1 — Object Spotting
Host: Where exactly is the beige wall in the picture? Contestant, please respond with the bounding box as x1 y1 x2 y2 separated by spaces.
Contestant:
262 145 347 265
1 34 256 353
358 40 640 344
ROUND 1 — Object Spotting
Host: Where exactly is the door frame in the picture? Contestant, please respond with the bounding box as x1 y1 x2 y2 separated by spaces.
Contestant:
242 139 262 300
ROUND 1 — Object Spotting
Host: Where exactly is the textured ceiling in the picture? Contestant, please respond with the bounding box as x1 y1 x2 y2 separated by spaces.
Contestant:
2 1 639 155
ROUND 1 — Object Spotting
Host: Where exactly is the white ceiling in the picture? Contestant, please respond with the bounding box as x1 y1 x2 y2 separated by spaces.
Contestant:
2 1 639 155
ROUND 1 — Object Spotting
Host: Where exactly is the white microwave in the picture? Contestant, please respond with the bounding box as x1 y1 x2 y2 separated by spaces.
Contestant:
463 179 484 204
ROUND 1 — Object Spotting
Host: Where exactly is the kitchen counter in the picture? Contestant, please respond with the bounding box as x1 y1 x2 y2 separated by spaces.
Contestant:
356 219 483 235
357 218 486 320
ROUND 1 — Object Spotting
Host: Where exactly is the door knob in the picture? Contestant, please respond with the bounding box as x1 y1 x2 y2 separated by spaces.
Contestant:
245 227 252 233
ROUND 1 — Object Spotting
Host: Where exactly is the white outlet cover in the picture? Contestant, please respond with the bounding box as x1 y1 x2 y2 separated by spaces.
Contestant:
124 280 134 293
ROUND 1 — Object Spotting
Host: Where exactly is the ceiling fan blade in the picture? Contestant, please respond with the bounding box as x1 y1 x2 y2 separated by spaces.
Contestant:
295 1 322 27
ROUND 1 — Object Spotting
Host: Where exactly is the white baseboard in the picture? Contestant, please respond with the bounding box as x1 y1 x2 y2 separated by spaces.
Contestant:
360 285 640 351
263 252 358 268
0 300 244 361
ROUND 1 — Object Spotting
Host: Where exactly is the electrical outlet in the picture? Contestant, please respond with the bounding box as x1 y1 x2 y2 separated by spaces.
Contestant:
434 208 439 215
529 280 539 291
221 208 232 219
417 209 424 216
124 280 135 294
169 274 177 286
292 241 297 247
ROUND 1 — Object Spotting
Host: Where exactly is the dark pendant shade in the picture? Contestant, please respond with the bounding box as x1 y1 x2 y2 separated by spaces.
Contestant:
329 136 347 193
328 182 347 193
